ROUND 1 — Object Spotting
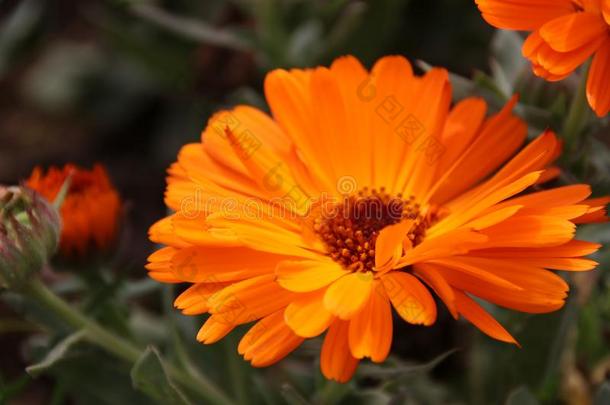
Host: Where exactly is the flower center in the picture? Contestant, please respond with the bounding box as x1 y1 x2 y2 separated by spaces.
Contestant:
313 188 432 272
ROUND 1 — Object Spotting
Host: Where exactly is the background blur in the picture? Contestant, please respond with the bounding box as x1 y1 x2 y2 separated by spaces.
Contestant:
1 1 609 404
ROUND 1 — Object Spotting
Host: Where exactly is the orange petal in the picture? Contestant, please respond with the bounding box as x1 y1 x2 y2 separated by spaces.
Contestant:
573 196 610 223
169 246 282 283
540 12 608 52
276 259 349 292
238 310 303 367
321 320 359 383
453 290 519 345
428 96 527 205
448 131 560 212
197 315 235 344
324 272 374 320
503 184 591 208
148 216 190 248
439 264 566 314
381 272 437 325
367 55 417 192
475 0 576 30
480 215 575 247
207 274 295 325
284 290 334 337
224 126 312 216
397 229 488 267
466 205 523 230
264 69 335 192
498 257 598 271
146 246 182 283
174 282 228 315
430 171 541 236
471 239 601 258
375 220 414 271
483 130 560 190
439 256 569 294
429 258 524 291
309 67 370 189
399 68 452 199
348 281 393 362
437 97 487 174
587 39 610 117
414 263 458 318
330 56 373 187
534 34 605 76
205 215 323 259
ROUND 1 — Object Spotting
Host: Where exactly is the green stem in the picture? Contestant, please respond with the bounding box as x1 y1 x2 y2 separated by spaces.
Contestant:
25 279 235 405
563 60 591 148
223 336 248 405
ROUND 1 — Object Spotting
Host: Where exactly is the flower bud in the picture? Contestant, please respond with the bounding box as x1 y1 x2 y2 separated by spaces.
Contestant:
0 186 61 290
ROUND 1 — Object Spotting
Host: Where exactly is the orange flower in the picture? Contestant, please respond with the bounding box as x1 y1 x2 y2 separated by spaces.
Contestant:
27 164 121 257
475 0 610 117
147 55 607 382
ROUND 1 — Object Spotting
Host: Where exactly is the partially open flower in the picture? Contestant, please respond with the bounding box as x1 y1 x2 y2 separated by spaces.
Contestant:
0 186 61 290
26 164 122 257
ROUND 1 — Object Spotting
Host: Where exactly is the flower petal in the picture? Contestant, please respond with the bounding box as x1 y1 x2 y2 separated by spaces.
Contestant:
587 39 610 117
321 320 359 383
207 274 295 325
476 0 576 30
284 290 334 337
238 310 304 367
174 282 228 315
453 290 519 345
375 220 414 271
414 263 458 318
324 272 374 320
276 259 349 292
381 272 436 325
348 281 393 362
540 12 608 52
197 315 235 344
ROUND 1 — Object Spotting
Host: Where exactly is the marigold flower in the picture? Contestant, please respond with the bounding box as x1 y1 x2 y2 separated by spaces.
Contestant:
147 55 608 382
475 0 610 117
27 164 121 257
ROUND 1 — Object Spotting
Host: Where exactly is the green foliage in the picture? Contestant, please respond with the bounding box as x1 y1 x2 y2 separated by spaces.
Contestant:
131 347 192 404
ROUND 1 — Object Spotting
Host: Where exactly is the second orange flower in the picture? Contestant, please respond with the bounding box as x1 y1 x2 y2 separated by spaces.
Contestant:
476 0 610 117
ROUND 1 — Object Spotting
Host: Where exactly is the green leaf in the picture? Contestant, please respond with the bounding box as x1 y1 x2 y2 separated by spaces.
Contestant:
280 383 310 405
52 175 72 210
358 348 458 379
490 30 526 88
131 346 192 405
489 58 512 98
594 383 610 405
26 330 87 377
505 386 539 405
128 3 252 51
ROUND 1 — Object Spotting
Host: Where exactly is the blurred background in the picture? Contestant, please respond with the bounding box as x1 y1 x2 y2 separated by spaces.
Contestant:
1 1 609 404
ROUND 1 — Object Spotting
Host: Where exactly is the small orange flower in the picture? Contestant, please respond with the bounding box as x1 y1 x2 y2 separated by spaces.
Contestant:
147 55 607 382
475 0 610 116
27 164 121 257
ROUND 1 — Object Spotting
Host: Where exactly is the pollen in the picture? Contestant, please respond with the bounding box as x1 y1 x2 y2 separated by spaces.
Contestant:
313 188 432 272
